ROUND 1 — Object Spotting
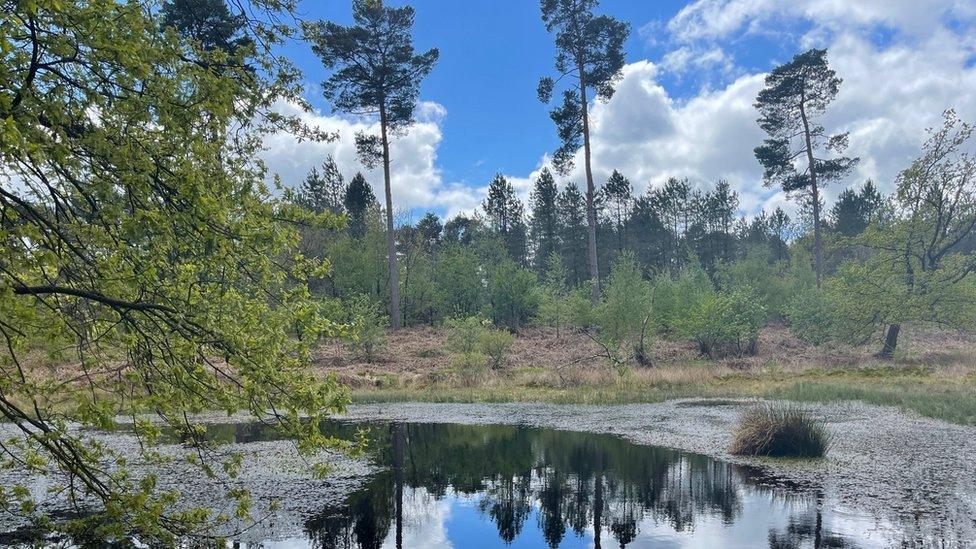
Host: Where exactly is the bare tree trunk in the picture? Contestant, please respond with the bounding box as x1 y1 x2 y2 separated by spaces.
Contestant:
799 100 823 288
877 323 900 358
380 104 402 329
578 65 600 304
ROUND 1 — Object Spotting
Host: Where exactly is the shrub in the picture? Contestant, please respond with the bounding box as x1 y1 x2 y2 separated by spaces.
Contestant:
452 352 488 386
534 254 572 337
592 253 653 368
677 289 766 358
445 316 485 354
345 295 388 362
478 328 515 370
730 404 831 458
487 258 539 331
652 264 713 336
783 288 837 346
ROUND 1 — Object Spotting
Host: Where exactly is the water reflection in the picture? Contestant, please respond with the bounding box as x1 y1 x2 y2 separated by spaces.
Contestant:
295 422 861 548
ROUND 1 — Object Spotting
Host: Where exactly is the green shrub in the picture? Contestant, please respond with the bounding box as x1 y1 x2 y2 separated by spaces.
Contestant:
487 258 539 331
592 253 653 369
452 352 488 386
478 328 515 370
345 295 388 362
730 404 831 458
652 264 713 335
445 316 485 354
678 289 766 358
534 254 572 337
783 288 837 346
566 285 596 329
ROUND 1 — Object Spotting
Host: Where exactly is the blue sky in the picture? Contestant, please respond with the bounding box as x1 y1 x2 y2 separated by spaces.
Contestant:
264 0 976 220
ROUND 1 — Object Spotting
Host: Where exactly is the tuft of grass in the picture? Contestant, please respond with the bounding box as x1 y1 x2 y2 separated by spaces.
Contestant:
729 404 831 458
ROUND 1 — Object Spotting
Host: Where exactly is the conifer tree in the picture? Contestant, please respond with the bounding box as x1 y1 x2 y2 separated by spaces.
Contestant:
304 0 439 328
538 0 629 303
529 168 561 273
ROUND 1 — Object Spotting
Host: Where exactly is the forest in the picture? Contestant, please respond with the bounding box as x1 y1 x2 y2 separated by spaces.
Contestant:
1 0 975 545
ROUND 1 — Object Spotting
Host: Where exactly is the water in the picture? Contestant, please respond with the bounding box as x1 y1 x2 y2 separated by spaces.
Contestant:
225 421 892 548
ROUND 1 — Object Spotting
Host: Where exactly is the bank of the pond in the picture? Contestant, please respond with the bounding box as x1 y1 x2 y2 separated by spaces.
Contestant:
337 400 976 543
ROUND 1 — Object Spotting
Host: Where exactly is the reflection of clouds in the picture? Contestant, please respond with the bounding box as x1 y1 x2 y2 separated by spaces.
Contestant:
381 486 453 549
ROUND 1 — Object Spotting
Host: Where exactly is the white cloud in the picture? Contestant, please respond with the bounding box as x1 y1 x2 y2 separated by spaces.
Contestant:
261 100 480 218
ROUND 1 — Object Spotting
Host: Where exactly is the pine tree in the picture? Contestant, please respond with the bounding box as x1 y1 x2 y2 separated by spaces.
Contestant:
529 168 561 273
483 174 528 263
304 0 439 329
602 170 632 256
557 183 589 285
160 0 249 53
537 0 630 303
416 212 443 249
345 172 376 238
831 180 882 237
754 48 858 287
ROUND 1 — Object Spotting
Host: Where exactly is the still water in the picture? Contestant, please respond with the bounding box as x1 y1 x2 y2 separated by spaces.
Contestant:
213 421 905 548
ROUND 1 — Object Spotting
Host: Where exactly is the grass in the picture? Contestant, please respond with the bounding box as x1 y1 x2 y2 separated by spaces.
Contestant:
349 365 976 425
729 404 831 458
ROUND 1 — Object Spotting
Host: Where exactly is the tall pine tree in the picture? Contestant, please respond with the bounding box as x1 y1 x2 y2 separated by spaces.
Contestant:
529 168 560 273
538 0 629 303
304 0 438 328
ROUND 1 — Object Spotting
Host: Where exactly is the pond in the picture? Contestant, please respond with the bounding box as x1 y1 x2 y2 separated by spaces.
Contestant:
204 420 894 548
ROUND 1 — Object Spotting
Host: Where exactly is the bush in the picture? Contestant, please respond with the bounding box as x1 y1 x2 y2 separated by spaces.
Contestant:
452 351 488 386
487 258 539 331
783 288 837 346
446 316 514 370
677 289 766 358
478 328 515 370
445 316 484 354
652 264 713 336
346 295 387 362
730 404 831 458
592 253 653 368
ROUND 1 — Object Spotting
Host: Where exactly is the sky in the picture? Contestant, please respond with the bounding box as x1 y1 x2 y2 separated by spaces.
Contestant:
263 0 976 223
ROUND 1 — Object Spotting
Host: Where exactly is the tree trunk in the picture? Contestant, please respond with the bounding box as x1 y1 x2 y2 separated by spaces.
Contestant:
380 103 402 329
578 65 600 304
877 324 900 358
799 99 823 289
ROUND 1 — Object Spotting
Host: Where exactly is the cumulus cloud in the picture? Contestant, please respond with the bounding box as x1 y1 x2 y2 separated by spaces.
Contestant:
525 0 976 216
261 99 480 218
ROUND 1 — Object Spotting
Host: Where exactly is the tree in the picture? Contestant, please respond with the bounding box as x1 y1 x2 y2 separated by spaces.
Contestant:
535 254 572 338
296 156 347 215
483 174 529 263
834 110 976 357
831 180 882 237
0 0 347 540
754 48 858 288
304 0 439 329
345 172 377 238
160 0 249 53
537 0 629 303
529 168 561 274
602 170 632 256
557 183 590 285
416 212 443 249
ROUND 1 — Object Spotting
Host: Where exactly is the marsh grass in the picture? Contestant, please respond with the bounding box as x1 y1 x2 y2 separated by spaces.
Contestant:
729 404 831 458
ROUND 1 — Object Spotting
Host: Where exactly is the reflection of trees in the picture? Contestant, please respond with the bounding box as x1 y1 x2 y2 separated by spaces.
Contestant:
301 422 823 548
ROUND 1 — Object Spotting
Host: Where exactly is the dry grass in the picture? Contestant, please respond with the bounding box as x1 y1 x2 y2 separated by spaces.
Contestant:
310 324 976 425
729 404 831 458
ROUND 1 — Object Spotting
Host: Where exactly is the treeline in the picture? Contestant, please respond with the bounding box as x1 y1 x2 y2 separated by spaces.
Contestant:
290 121 976 365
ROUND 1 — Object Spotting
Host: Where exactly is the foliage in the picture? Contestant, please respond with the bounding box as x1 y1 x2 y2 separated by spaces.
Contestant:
831 110 976 356
303 0 439 329
0 0 348 540
478 328 515 370
445 316 486 355
677 289 767 358
591 254 653 369
487 259 540 331
529 169 561 273
783 288 837 346
483 174 528 263
754 48 858 287
730 405 831 458
345 295 388 363
652 264 714 336
534 254 572 337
